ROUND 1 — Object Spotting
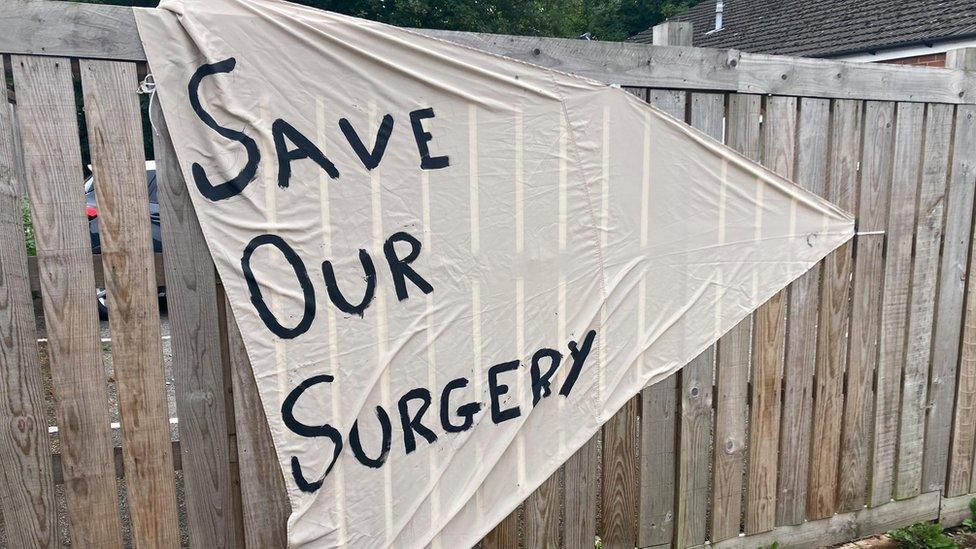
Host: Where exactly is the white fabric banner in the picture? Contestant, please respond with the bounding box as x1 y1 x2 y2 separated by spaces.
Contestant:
135 1 854 546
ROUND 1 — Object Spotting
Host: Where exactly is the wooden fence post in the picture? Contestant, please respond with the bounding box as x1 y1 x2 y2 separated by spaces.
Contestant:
652 22 693 48
925 47 976 497
946 48 976 71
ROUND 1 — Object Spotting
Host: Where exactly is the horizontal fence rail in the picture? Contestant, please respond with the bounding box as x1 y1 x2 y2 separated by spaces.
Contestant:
2 0 976 104
0 2 976 548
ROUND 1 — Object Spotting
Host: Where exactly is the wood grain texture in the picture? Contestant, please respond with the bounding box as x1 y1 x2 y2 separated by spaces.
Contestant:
912 105 955 492
0 58 59 548
871 102 924 507
12 54 123 548
601 396 638 548
482 512 519 549
637 88 686 549
694 492 941 549
153 102 239 547
810 99 860 518
896 103 953 500
776 97 829 527
672 92 723 548
524 472 560 549
709 93 760 543
675 350 714 548
838 101 895 512
564 434 599 549
10 2 976 104
744 95 795 536
926 105 976 495
948 107 976 497
225 294 289 547
80 59 179 547
28 252 165 293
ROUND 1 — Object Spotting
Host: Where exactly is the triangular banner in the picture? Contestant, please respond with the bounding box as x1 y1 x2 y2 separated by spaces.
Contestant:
136 1 854 546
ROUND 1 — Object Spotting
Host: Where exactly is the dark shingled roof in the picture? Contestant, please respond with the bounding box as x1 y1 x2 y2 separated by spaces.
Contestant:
628 0 976 57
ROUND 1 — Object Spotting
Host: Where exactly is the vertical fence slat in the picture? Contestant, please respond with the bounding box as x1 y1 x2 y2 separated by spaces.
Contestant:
776 97 830 527
870 102 923 507
153 102 240 546
744 95 795 536
709 92 760 543
840 101 895 511
79 59 180 547
810 99 860 518
564 435 599 548
601 396 639 548
224 294 289 547
908 105 955 492
947 105 976 497
523 468 559 549
638 88 685 549
673 92 723 548
896 103 954 500
12 54 123 548
0 58 59 547
928 104 976 495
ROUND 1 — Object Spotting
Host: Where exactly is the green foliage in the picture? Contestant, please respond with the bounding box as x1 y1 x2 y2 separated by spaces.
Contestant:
964 497 976 531
66 0 700 42
888 522 956 549
22 199 35 257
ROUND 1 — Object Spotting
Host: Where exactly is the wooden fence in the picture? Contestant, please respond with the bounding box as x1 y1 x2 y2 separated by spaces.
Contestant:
2 2 976 548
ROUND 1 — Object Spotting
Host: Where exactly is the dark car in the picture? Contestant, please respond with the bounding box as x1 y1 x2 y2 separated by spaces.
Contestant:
86 161 165 319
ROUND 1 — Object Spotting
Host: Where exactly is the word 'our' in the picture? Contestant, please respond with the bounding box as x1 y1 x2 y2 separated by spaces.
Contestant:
241 229 433 339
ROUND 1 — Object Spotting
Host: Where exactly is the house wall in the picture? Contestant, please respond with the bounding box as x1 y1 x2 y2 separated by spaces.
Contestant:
883 52 947 67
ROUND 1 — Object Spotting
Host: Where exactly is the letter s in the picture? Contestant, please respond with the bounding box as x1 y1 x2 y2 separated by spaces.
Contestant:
187 58 260 201
281 374 343 494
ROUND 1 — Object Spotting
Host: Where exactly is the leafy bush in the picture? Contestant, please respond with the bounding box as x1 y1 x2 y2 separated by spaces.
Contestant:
888 522 955 549
964 497 976 531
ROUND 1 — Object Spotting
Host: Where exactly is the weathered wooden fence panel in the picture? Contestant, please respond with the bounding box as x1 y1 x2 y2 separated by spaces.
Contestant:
2 3 976 548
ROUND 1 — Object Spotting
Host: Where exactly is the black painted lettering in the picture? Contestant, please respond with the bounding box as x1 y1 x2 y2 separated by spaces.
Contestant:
241 234 315 339
272 118 340 188
440 377 482 433
530 348 562 406
384 231 433 301
339 114 394 170
187 58 260 201
488 360 521 424
559 330 597 397
349 406 392 469
321 250 376 317
409 108 450 170
281 374 342 494
398 388 437 454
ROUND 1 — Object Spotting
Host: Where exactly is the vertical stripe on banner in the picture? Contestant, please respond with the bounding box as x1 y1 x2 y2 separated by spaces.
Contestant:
599 106 610 399
316 97 347 544
366 103 394 543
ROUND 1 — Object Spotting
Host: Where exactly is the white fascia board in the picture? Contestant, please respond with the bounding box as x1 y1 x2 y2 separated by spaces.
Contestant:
830 36 976 63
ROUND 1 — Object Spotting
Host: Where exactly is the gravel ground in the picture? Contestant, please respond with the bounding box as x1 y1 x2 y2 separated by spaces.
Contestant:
13 307 190 548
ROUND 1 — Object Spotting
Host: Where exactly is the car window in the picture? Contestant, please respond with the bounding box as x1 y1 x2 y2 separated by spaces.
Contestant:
147 170 158 203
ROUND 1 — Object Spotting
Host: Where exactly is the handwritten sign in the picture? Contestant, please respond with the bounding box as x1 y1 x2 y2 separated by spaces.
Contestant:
136 1 854 546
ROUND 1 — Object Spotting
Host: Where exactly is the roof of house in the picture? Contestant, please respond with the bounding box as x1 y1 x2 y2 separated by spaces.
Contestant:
628 0 976 57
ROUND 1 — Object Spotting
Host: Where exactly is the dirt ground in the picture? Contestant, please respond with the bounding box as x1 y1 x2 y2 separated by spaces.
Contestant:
835 528 976 548
0 309 190 548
